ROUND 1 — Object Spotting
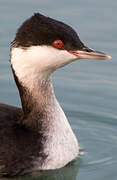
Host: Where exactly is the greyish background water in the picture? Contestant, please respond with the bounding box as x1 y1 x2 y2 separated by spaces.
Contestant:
0 0 117 180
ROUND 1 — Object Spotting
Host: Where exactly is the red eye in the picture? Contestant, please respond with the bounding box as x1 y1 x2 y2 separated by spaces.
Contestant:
53 40 64 49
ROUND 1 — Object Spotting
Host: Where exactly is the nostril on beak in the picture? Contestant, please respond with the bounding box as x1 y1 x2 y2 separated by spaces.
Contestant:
82 47 94 52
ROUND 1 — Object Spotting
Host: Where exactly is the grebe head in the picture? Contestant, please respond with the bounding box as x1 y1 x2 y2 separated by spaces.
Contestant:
10 13 111 85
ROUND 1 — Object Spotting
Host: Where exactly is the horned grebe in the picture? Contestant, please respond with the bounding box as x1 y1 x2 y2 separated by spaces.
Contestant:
0 13 111 176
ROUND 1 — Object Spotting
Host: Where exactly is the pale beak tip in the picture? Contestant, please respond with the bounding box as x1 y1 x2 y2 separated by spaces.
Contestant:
106 55 112 60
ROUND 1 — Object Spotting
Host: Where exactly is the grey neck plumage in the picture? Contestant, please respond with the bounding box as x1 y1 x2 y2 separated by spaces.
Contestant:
13 70 55 129
12 68 79 170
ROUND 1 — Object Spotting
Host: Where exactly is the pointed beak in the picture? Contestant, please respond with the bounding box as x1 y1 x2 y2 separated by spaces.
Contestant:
72 46 111 60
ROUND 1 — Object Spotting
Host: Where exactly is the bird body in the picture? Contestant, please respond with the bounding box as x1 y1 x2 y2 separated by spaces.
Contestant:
0 13 110 176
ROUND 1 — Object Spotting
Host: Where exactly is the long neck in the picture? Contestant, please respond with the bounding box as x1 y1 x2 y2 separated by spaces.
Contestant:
12 68 79 169
13 69 58 129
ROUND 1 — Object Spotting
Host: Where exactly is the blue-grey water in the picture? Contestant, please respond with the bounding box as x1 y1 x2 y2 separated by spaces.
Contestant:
0 0 117 180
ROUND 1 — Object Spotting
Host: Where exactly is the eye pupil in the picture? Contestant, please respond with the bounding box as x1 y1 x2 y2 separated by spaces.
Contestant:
53 40 64 49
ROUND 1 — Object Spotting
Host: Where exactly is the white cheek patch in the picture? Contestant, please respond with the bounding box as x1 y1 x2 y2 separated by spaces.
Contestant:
11 46 77 87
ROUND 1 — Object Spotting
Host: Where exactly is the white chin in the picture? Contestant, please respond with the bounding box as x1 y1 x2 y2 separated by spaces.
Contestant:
10 45 77 86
